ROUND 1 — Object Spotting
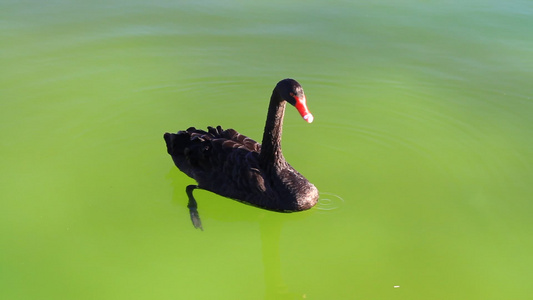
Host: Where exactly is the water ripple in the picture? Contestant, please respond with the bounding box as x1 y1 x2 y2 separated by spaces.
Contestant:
316 192 345 212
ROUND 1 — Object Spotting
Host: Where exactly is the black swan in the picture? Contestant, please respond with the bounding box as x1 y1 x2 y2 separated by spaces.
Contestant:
164 78 319 229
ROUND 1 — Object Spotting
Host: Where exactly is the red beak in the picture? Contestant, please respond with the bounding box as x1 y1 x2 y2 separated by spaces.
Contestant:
294 96 314 123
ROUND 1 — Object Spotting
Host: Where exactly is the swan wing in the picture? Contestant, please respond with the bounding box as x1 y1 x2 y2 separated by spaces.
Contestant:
164 126 266 196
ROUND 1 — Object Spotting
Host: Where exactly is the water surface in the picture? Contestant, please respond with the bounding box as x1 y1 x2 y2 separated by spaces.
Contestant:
1 1 532 299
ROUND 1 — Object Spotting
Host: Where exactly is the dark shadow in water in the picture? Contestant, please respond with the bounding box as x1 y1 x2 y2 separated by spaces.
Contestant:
260 215 307 300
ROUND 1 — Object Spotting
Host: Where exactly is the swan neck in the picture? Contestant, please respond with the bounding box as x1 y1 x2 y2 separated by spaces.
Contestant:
260 90 286 168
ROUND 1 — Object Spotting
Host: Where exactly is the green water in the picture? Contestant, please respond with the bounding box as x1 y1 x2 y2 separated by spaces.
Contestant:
2 0 532 299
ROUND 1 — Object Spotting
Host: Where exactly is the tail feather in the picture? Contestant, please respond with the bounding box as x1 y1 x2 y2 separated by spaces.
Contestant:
164 131 191 155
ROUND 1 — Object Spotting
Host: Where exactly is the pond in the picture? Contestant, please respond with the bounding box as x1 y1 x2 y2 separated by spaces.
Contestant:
1 0 532 299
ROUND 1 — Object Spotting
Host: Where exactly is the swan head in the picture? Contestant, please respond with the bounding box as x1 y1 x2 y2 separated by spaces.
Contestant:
276 78 314 123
